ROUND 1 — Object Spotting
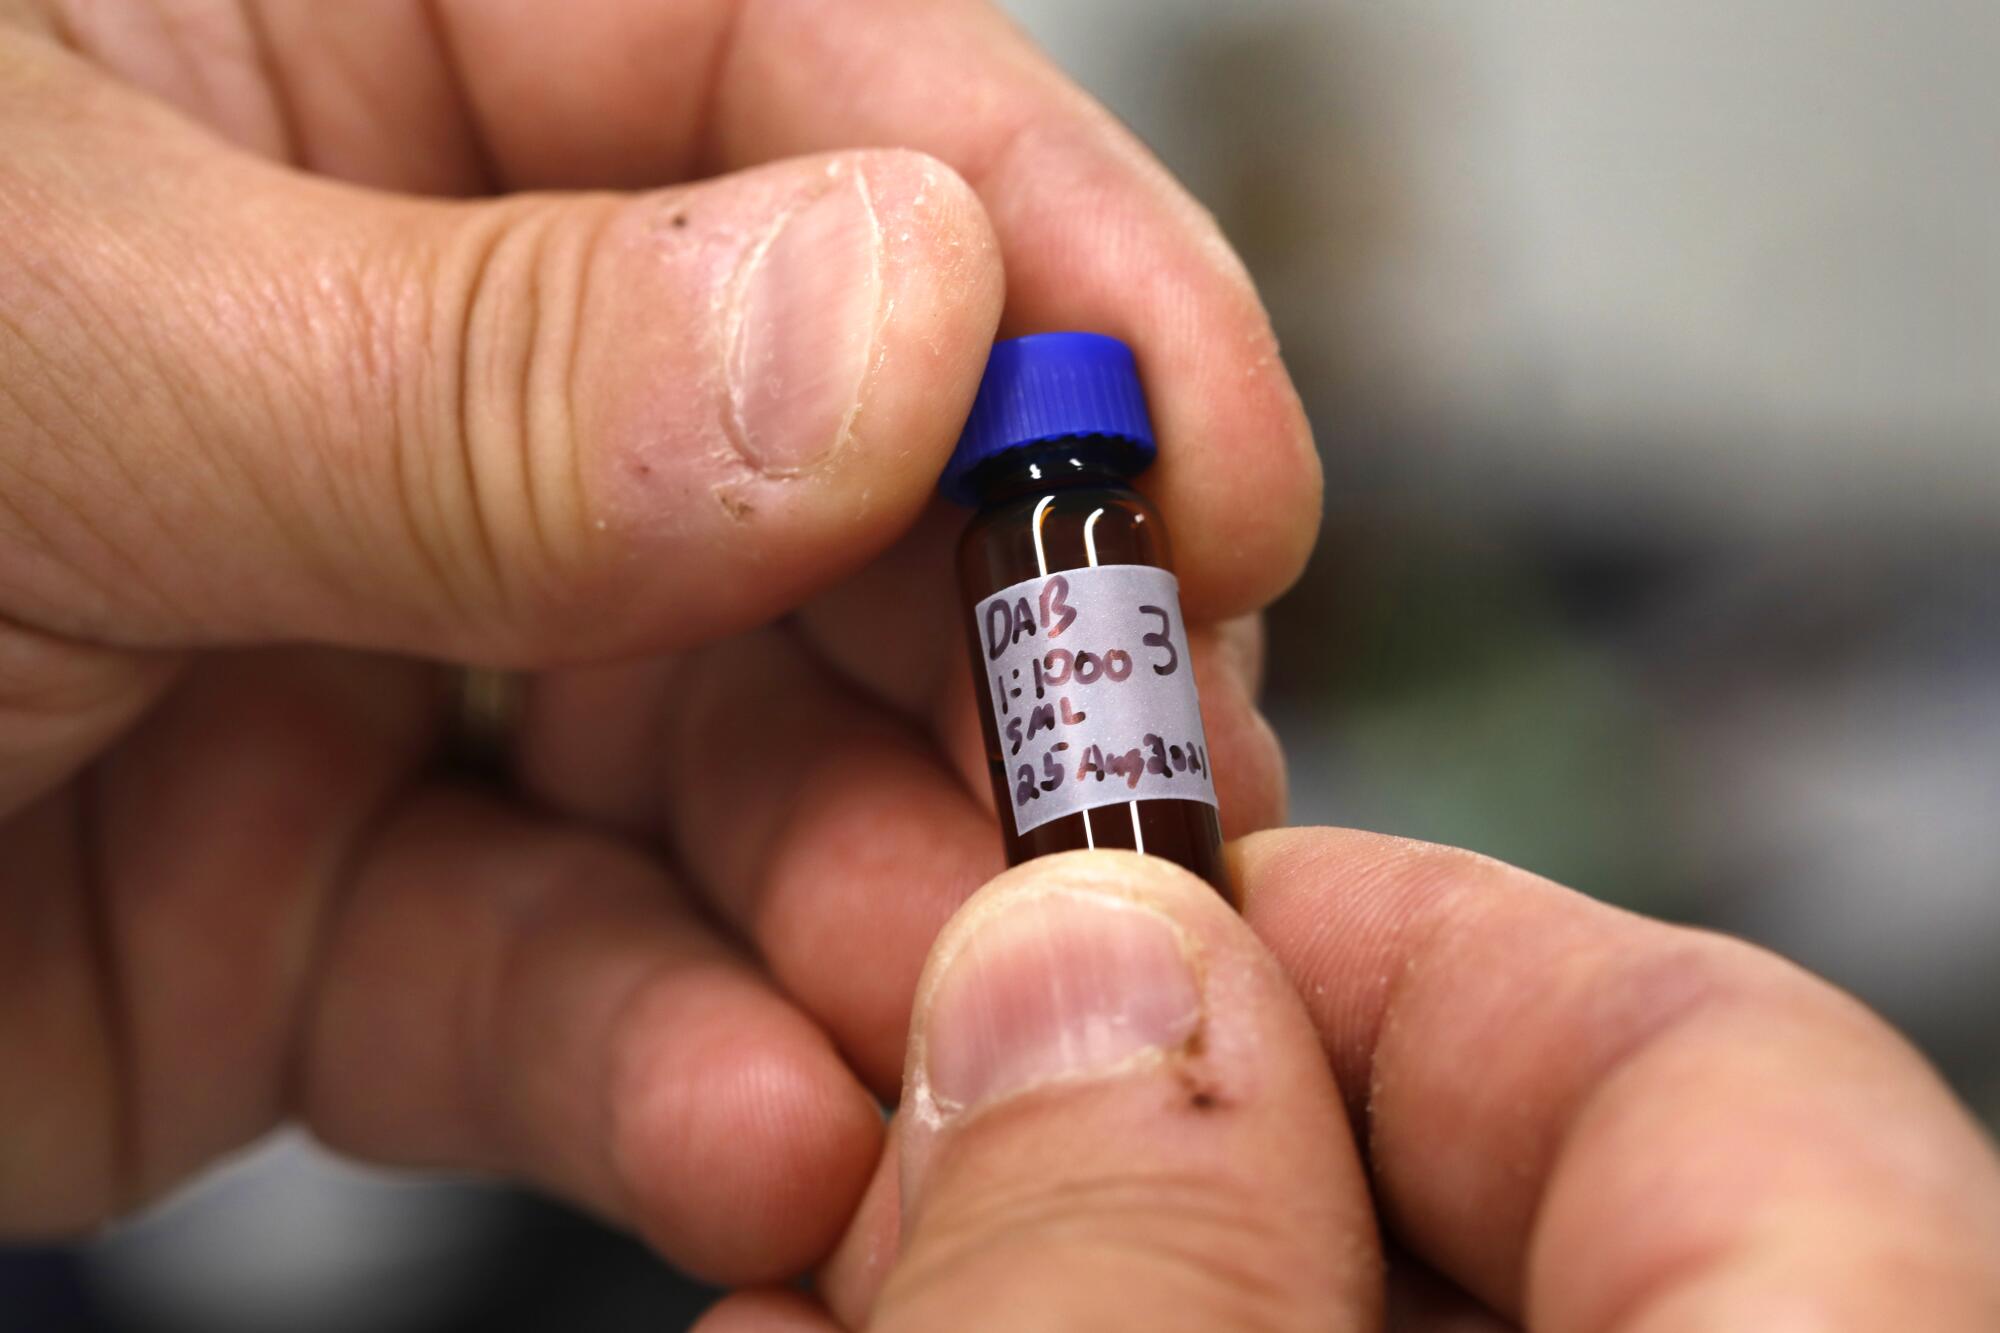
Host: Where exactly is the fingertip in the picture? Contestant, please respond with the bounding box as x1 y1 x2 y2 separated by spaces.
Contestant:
1221 705 1289 838
903 847 1326 1163
858 147 1008 383
975 117 1323 621
751 743 1002 1090
901 851 1249 1167
908 855 1208 1127
542 149 1004 656
804 146 1005 574
1146 338 1323 621
611 979 884 1283
884 848 1380 1332
1188 624 1287 837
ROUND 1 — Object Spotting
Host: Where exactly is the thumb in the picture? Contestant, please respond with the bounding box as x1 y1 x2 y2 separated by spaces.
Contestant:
879 852 1383 1332
1 45 1000 662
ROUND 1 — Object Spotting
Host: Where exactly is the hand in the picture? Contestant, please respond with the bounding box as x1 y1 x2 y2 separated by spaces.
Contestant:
703 839 2000 1331
0 0 1311 1281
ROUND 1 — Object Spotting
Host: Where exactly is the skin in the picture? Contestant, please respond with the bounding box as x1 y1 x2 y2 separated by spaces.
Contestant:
0 2 1994 1328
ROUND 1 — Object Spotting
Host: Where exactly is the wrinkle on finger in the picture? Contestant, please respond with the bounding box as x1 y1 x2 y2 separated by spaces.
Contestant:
1234 828 2000 1329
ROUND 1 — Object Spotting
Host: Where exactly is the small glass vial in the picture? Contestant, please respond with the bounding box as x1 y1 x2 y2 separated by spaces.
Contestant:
942 332 1230 898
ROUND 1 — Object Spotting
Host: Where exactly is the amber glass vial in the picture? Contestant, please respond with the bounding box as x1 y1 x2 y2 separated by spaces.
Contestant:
942 333 1229 897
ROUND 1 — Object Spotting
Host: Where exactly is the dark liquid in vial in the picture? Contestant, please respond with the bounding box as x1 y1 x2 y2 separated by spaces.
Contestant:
957 449 1231 899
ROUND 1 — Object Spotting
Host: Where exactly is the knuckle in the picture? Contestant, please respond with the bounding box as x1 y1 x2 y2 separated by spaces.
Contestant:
413 196 621 647
0 620 165 757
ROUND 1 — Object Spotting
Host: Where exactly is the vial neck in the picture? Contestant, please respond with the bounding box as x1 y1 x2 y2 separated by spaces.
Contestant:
970 440 1146 506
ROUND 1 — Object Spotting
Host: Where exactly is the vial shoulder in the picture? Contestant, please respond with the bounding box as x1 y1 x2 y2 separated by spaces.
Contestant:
957 482 1170 600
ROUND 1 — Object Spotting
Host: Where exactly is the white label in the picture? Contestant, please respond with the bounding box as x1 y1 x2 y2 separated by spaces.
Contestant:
975 564 1217 835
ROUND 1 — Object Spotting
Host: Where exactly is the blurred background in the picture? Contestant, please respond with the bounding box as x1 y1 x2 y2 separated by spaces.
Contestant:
6 0 1996 1328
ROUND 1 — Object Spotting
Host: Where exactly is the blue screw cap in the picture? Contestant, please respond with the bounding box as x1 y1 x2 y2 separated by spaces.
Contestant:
939 332 1156 506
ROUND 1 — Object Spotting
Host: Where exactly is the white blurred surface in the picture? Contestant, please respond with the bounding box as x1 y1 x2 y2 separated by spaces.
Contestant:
1002 0 2000 527
85 1133 507 1333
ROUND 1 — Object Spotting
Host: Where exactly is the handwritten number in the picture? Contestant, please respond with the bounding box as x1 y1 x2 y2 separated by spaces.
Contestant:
1042 744 1068 791
1138 605 1179 676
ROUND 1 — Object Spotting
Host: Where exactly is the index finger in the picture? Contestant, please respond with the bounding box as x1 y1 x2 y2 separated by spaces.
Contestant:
435 0 1322 619
1236 828 2000 1329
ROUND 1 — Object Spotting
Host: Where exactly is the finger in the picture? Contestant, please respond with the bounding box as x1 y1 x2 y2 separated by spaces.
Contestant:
253 0 1321 620
51 1 1316 618
521 615 1285 1094
587 625 1000 1091
0 38 1001 662
0 647 881 1276
693 1290 842 1333
301 790 883 1283
1236 829 2000 1330
0 620 178 816
212 3 494 194
706 0 1324 619
0 648 434 1232
873 851 1379 1332
791 501 969 719
36 0 487 194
